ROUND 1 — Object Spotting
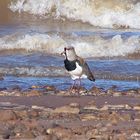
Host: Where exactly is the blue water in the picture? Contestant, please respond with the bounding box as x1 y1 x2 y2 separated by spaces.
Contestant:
0 53 139 91
0 76 139 91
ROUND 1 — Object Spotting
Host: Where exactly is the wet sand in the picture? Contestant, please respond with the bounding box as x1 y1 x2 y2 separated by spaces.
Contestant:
0 87 139 139
0 94 139 108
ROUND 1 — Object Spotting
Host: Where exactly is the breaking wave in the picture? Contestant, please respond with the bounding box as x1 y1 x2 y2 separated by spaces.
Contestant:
9 0 140 29
0 32 140 58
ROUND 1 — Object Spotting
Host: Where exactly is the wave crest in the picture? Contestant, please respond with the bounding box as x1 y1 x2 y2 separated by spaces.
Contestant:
0 32 140 58
9 0 140 29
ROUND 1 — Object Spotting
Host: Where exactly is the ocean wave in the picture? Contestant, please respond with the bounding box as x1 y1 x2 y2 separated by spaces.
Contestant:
0 33 67 54
9 0 140 29
0 66 66 77
0 66 139 81
0 32 140 58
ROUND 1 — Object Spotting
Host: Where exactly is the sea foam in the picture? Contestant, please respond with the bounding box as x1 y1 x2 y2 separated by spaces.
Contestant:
0 32 139 58
9 0 140 29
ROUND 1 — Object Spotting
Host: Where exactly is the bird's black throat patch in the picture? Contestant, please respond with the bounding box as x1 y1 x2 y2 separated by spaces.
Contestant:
64 59 77 71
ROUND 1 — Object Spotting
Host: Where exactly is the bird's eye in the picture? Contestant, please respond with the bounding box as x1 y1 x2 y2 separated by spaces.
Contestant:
67 48 71 50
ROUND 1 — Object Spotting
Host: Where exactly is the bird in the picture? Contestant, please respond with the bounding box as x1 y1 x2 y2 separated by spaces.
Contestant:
61 46 95 92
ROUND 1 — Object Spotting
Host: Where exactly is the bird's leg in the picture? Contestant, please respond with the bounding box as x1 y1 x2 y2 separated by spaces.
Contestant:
70 80 76 93
76 78 81 94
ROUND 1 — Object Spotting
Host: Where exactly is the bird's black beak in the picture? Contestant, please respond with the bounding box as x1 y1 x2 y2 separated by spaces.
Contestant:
61 47 67 56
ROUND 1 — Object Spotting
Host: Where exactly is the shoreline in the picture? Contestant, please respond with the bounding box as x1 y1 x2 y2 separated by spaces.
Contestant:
0 87 139 139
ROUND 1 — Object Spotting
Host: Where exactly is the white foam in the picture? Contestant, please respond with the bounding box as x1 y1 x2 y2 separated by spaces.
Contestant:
9 0 140 29
0 33 139 58
73 35 140 58
0 33 67 54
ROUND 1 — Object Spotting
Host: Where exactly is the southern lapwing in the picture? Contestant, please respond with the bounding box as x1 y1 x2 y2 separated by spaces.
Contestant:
61 47 95 91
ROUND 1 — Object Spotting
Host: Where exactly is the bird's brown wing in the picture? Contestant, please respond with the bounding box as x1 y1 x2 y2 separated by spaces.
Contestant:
83 61 95 81
76 56 95 81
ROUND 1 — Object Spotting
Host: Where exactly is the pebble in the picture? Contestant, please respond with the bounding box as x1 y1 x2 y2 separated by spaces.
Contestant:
53 105 80 114
24 90 42 96
81 114 97 121
44 85 56 91
69 102 80 108
47 127 72 140
133 105 140 110
11 85 22 91
90 86 102 94
112 92 122 96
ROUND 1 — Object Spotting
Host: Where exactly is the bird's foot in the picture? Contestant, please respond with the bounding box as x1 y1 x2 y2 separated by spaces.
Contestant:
69 86 87 96
69 86 85 96
68 86 78 96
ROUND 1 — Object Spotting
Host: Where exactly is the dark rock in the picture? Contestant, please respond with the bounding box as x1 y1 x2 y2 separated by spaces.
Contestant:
2 128 15 139
3 133 10 139
11 85 21 91
0 88 7 91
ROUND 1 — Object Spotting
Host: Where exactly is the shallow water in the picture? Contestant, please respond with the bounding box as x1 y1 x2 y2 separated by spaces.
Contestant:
0 53 139 91
0 0 140 91
0 76 139 91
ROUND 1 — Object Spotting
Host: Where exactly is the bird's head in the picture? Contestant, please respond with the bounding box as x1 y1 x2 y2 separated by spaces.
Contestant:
61 47 77 61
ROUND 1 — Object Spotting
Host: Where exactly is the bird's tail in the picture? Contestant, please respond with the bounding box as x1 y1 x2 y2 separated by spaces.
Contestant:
88 75 95 82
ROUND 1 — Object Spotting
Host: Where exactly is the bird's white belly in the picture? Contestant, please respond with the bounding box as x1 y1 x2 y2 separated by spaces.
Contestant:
69 62 87 80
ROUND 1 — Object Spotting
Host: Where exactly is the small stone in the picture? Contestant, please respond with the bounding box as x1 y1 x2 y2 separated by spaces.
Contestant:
109 112 119 125
56 90 67 96
14 123 27 134
3 133 10 139
15 110 28 119
47 127 72 140
53 105 80 114
69 102 80 108
86 129 99 139
100 105 108 111
28 110 39 118
81 114 97 121
113 92 122 96
31 85 40 89
134 105 140 110
2 128 15 139
25 90 42 96
90 86 102 94
44 85 56 91
11 85 21 91
83 105 98 111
